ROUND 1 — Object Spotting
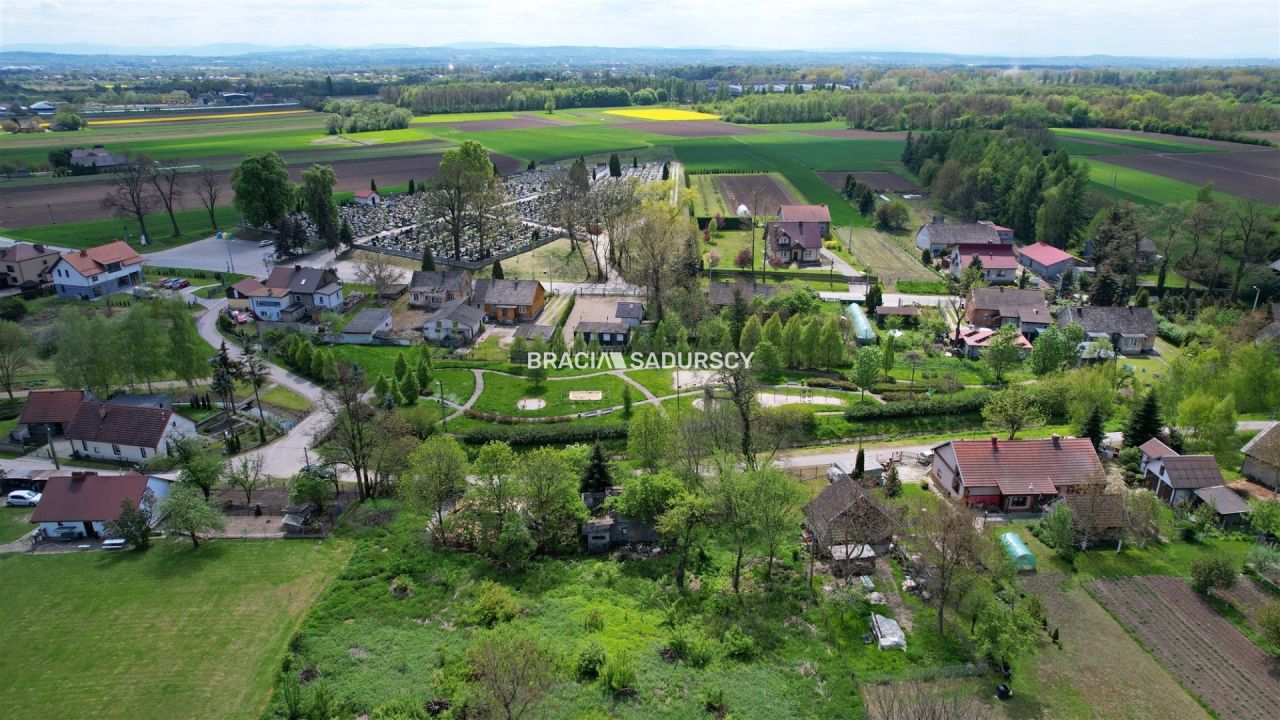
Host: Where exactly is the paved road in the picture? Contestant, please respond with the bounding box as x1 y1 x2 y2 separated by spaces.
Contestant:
144 235 339 279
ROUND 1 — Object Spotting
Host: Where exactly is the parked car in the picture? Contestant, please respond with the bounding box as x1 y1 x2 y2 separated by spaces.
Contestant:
5 490 41 506
234 312 249 325
152 278 172 288
916 450 934 466
171 279 190 290
258 239 274 247
50 526 83 541
302 464 336 480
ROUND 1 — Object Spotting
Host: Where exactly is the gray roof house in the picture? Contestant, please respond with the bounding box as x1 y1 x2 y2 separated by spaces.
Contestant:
804 477 896 555
615 301 644 327
424 298 485 345
339 308 393 344
1242 422 1280 491
1057 306 1158 356
916 219 1014 255
407 270 471 309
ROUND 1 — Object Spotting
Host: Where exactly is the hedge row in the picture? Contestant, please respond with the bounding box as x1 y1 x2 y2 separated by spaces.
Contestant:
0 398 23 421
805 377 859 392
844 391 990 421
458 421 629 446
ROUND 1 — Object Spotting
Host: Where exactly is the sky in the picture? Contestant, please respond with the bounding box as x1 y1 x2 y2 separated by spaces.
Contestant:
2 0 1279 58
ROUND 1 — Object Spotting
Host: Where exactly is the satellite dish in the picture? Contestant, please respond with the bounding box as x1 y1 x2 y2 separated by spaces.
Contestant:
736 204 750 217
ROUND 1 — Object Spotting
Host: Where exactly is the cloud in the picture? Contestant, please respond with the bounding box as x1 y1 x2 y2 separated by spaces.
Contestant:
2 0 1277 58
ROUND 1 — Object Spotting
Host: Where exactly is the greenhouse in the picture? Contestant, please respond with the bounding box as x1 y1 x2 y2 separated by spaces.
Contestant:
845 302 876 344
1000 531 1037 572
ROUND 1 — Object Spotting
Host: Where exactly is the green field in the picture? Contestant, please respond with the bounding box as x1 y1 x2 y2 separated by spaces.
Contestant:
4 204 243 249
470 371 631 417
0 538 351 720
1078 157 1210 206
1052 128 1218 154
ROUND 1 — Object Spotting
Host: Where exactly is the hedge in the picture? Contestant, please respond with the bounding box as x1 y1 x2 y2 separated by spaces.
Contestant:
805 377 859 392
0 398 23 421
458 422 629 446
844 391 990 421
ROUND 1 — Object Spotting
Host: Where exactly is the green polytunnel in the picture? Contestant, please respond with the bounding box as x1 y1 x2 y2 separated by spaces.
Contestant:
1000 531 1037 572
844 303 876 344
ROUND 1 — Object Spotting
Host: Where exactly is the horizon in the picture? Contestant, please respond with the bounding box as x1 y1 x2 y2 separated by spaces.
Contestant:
3 0 1279 60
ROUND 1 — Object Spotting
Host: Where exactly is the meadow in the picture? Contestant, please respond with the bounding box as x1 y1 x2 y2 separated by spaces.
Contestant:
0 538 351 720
1051 128 1218 154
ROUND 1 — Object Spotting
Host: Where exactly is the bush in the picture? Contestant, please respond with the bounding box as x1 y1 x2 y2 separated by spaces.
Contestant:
666 627 714 668
599 652 636 697
471 581 522 627
843 392 990 421
805 376 859 392
721 626 757 661
582 607 605 633
460 422 628 446
576 641 607 680
1247 543 1280 574
1189 553 1237 594
702 685 727 713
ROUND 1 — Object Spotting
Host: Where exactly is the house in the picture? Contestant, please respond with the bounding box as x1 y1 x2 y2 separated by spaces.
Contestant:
582 514 658 553
353 189 381 206
0 242 59 288
874 305 921 326
1055 492 1127 547
339 308 393 344
65 402 195 464
804 476 896 555
30 471 171 540
513 324 556 343
778 205 831 238
615 301 644 328
764 220 823 265
51 241 146 300
1057 306 1158 355
423 298 485 345
407 270 471 309
15 117 42 133
29 101 57 115
1145 453 1226 505
1191 485 1252 527
574 321 630 347
1016 242 1077 280
16 390 93 440
106 393 173 411
469 279 545 324
950 326 1032 360
949 243 1019 285
1137 437 1178 475
225 277 266 310
69 147 129 172
1241 422 1280 491
915 218 1014 256
1137 237 1159 271
966 287 1052 338
256 265 344 321
707 280 791 307
932 435 1105 512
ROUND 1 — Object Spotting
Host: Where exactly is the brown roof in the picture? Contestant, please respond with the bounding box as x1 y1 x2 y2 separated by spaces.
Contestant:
0 242 57 263
1160 455 1225 490
949 437 1104 492
1241 422 1280 466
1138 437 1176 460
875 305 922 316
228 277 267 297
471 278 543 307
778 204 831 223
57 241 144 277
707 280 792 306
1062 492 1126 530
65 402 173 449
805 477 895 546
30 472 151 523
1193 485 1251 515
19 390 89 425
969 287 1049 313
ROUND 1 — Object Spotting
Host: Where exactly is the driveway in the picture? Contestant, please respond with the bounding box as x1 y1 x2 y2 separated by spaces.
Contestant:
144 235 338 278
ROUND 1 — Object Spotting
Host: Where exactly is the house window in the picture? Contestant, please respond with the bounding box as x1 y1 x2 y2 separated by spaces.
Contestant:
951 477 961 494
112 444 121 455
1007 495 1031 510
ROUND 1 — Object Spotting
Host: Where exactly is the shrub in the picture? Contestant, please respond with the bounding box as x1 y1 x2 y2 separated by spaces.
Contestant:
702 685 727 713
1247 543 1280 574
582 607 605 633
576 641 607 680
599 652 637 697
471 581 522 627
1259 601 1280 648
460 422 628 446
1189 552 1237 594
665 627 714 668
843 392 989 421
371 695 429 720
721 626 757 661
805 376 859 392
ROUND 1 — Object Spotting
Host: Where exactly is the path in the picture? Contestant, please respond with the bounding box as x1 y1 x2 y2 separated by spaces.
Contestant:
873 556 913 631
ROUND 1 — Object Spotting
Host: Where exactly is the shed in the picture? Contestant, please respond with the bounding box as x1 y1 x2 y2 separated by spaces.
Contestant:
845 303 875 344
1000 531 1036 572
870 614 906 651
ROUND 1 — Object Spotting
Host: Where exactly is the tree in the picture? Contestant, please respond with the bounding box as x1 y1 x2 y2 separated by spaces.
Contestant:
116 304 169 391
431 140 495 261
608 153 622 177
1177 392 1237 454
1189 552 1237 594
159 485 226 548
627 405 670 471
354 251 402 300
402 435 470 543
912 499 983 635
51 310 117 395
519 447 587 553
225 455 265 506
1080 405 1106 451
734 247 753 269
193 168 221 230
101 159 157 242
288 470 330 512
875 199 910 230
338 219 353 247
973 599 1040 669
421 242 436 271
754 340 783 380
491 260 505 279
178 450 228 501
883 464 902 498
315 362 378 500
1042 502 1077 559
1123 489 1163 548
850 345 881 401
148 161 185 237
762 313 784 348
210 341 242 425
240 337 271 426
754 467 807 578
617 200 694 321
0 320 33 399
739 314 762 353
580 442 612 494
1250 498 1280 536
712 463 760 594
1028 324 1074 376
230 152 294 227
982 324 1025 383
465 625 555 720
301 164 340 248
467 440 521 549
1124 391 1163 448
104 493 155 550
982 385 1044 440
1258 602 1280 649
880 331 895 376
820 316 844 368
657 490 713 592
865 283 883 316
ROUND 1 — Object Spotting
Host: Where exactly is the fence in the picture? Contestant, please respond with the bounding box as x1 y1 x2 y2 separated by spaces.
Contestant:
352 228 567 271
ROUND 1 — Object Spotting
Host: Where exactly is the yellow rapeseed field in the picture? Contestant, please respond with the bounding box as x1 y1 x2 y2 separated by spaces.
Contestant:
604 108 719 121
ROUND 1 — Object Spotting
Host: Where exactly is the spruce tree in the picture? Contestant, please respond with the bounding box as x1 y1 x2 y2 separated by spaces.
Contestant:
416 361 431 390
374 374 389 398
408 179 416 195
1081 405 1106 451
1124 391 1162 447
853 448 865 479
370 178 378 194
491 260 505 280
394 351 409 382
421 243 435 271
608 153 622 178
400 371 419 405
581 441 612 494
338 220 353 247
622 385 633 417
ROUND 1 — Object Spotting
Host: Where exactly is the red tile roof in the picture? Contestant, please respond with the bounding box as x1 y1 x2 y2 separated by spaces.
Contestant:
1138 437 1176 460
65 402 173 449
949 437 1104 492
58 241 145 277
778 204 830 223
0 242 58 262
1016 242 1076 267
19 390 88 425
354 189 378 199
951 327 1032 350
30 472 151 523
954 244 1018 270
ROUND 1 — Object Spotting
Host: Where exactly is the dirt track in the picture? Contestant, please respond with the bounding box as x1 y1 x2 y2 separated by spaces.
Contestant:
717 174 796 215
1095 149 1280 204
0 150 522 229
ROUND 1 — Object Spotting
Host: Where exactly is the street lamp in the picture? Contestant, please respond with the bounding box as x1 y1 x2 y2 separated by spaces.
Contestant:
1252 285 1261 311
735 203 752 284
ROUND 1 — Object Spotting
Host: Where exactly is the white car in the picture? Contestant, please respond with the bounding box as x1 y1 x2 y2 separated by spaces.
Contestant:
5 490 41 507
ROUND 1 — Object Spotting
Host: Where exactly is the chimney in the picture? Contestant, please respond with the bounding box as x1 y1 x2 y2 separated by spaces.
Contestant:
1052 433 1061 448
33 243 44 252
79 248 87 256
990 435 999 450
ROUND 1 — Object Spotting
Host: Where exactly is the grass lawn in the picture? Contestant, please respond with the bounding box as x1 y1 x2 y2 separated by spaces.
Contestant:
0 538 351 720
470 372 630 417
496 236 595 283
259 384 313 412
0 505 34 543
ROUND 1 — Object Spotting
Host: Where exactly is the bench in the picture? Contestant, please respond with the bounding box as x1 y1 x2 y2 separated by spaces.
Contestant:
102 539 127 551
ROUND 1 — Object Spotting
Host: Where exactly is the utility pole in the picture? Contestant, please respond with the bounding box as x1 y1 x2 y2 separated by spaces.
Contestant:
45 425 60 470
437 379 447 430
